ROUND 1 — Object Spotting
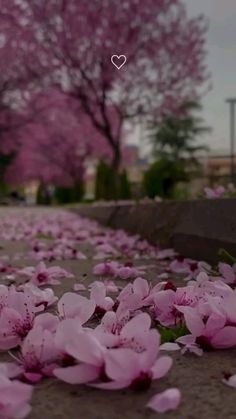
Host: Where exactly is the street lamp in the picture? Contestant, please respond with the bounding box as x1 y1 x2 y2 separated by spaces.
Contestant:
226 98 236 181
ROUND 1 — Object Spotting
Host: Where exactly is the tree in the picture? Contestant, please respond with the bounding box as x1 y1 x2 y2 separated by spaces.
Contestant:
143 159 187 199
150 101 210 164
5 89 112 188
4 0 209 174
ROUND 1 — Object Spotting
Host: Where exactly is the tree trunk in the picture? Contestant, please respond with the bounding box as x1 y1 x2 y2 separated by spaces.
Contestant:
111 144 121 199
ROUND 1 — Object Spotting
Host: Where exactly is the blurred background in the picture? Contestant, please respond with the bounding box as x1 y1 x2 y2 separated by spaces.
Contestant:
0 0 235 205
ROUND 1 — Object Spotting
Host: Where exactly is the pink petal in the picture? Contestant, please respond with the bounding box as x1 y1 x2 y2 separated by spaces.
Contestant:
179 307 204 336
105 348 139 381
211 326 236 349
160 343 180 351
147 388 181 413
73 283 86 291
121 312 151 338
66 332 104 366
54 364 100 384
151 355 173 379
89 380 131 390
223 374 236 388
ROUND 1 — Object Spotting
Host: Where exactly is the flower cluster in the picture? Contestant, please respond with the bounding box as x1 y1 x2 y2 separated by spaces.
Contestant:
1 209 236 417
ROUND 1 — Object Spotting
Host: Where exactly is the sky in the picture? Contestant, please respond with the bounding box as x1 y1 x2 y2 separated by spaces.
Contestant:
184 0 236 154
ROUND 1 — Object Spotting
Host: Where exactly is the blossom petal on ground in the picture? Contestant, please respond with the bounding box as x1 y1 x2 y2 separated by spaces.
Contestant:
147 388 181 413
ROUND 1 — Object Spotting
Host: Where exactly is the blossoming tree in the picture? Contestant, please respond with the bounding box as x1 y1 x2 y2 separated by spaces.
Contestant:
1 0 209 173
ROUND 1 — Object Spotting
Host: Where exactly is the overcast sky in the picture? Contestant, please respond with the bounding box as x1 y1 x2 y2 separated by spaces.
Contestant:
185 0 236 153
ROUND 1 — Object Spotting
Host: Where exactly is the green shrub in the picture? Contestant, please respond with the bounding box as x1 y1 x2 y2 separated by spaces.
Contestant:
54 182 84 204
119 170 131 199
95 161 131 200
143 159 187 199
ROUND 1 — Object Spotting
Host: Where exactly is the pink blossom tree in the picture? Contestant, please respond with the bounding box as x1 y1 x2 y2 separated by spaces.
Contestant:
5 89 112 189
0 0 209 173
23 0 209 171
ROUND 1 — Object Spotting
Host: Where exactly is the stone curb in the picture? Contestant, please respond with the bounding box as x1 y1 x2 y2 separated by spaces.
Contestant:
71 199 236 263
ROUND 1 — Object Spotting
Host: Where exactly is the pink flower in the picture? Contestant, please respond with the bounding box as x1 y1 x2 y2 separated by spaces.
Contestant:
0 288 38 350
0 374 33 418
95 312 153 351
117 277 159 313
178 305 236 350
115 265 145 280
153 285 197 327
93 261 119 277
13 325 61 383
18 283 58 308
94 243 118 258
92 330 172 390
19 261 74 286
96 310 129 333
147 388 181 413
57 292 95 322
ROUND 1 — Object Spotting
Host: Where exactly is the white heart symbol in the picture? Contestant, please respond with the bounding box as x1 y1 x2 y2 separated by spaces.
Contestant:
111 55 127 70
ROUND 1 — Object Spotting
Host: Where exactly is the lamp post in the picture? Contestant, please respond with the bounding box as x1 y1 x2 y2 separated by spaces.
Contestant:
226 98 236 181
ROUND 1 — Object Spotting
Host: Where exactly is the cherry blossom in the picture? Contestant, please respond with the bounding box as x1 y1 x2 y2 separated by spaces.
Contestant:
19 261 74 286
11 325 61 383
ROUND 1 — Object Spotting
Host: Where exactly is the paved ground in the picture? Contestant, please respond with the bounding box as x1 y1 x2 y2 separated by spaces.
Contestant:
0 207 235 419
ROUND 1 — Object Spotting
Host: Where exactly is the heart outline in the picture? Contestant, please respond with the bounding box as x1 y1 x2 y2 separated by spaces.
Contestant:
111 55 127 70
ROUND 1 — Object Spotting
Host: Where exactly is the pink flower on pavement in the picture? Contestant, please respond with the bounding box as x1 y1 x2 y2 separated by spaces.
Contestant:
54 331 106 384
0 374 33 419
19 261 74 286
57 292 95 322
95 312 155 352
169 256 194 274
91 330 172 390
90 282 114 316
178 304 236 350
94 243 118 257
18 283 58 309
93 261 119 277
115 265 146 280
117 277 159 313
11 325 61 383
170 257 210 281
188 272 233 299
147 388 181 413
153 285 198 327
0 288 38 350
156 248 176 260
